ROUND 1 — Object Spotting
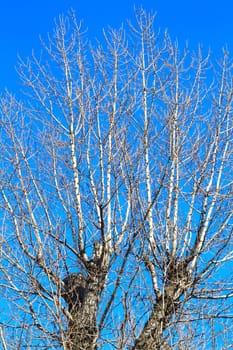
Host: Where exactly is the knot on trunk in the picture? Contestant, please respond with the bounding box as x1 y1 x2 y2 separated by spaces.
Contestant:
166 259 189 284
62 273 87 312
164 259 191 301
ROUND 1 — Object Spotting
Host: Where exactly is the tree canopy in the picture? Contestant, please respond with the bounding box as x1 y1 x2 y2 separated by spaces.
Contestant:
0 8 232 350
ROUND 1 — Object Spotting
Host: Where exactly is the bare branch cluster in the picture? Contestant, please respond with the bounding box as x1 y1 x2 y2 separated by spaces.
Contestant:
0 8 232 349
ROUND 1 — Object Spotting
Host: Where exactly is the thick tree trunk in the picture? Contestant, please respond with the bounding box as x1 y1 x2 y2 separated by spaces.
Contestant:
62 241 108 350
132 295 175 350
62 271 105 350
65 283 98 349
132 259 190 350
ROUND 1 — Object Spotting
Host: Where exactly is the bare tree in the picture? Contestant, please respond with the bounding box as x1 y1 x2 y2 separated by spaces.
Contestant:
0 8 232 350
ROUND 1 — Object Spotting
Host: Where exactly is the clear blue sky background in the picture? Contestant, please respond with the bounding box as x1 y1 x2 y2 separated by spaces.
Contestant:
0 0 233 91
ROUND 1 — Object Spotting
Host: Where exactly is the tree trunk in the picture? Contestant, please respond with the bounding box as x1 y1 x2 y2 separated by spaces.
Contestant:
132 259 190 350
62 271 105 350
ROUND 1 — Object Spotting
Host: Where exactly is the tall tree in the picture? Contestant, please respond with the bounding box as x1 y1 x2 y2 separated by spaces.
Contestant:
0 9 232 349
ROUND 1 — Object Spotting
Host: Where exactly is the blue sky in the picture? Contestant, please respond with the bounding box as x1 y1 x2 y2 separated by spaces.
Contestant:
0 0 233 91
